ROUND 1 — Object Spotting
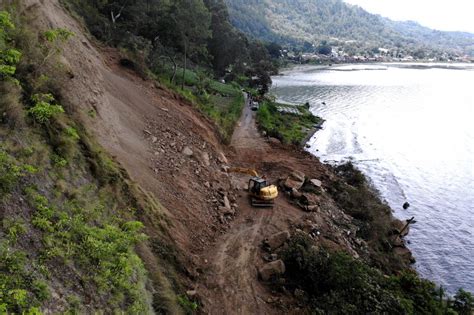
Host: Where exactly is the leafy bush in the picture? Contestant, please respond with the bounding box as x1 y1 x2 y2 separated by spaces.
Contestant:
0 147 39 199
0 243 47 313
0 11 21 81
28 93 64 124
177 295 198 314
0 150 22 197
280 234 465 314
27 189 149 310
453 289 474 315
257 101 322 145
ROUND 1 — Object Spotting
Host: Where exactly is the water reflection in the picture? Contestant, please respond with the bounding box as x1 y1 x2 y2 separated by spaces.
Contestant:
272 64 474 293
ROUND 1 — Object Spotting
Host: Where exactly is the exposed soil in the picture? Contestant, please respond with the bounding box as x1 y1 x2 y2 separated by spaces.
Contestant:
24 1 389 313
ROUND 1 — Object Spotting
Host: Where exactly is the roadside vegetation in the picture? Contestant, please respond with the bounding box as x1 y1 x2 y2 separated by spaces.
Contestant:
280 233 473 314
61 0 279 143
257 101 323 145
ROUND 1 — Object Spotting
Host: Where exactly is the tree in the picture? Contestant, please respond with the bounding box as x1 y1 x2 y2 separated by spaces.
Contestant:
317 40 332 55
167 0 211 89
204 0 248 75
265 42 282 59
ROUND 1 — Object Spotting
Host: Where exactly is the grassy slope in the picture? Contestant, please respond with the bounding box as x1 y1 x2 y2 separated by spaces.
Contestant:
0 7 182 314
154 66 245 143
257 101 323 145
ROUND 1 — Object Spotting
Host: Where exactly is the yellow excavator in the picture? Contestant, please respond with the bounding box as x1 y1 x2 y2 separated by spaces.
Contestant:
228 167 278 207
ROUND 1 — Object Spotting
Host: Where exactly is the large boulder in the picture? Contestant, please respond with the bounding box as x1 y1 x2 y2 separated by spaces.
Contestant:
259 260 286 281
300 193 320 206
309 179 322 188
291 170 305 182
264 231 290 251
283 171 305 190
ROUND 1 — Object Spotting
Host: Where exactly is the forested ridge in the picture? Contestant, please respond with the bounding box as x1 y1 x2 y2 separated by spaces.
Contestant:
225 0 474 57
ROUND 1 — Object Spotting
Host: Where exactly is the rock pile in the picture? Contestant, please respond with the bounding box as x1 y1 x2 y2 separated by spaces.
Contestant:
280 170 323 212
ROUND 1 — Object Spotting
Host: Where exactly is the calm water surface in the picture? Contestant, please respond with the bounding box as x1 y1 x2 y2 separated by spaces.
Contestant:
272 63 474 293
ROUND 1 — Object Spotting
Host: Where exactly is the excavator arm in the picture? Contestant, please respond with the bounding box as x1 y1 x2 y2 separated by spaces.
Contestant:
228 167 259 177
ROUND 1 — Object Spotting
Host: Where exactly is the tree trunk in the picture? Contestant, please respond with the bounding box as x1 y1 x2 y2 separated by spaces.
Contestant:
181 41 187 90
171 57 177 84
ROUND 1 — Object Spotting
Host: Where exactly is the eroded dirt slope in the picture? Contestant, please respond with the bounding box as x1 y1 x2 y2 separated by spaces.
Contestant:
23 1 385 314
23 0 237 260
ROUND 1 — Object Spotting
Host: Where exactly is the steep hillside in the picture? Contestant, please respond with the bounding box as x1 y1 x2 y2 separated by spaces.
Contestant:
1 0 238 312
2 0 472 314
225 0 474 56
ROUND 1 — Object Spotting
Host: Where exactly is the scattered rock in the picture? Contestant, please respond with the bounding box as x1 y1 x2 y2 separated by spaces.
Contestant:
268 137 281 145
283 171 306 191
403 202 410 210
259 260 286 281
223 196 231 209
393 247 415 263
182 146 193 156
151 136 158 143
300 193 320 206
291 188 302 199
392 236 405 247
309 179 322 188
186 290 197 297
291 170 305 183
217 152 228 164
264 231 290 251
221 165 229 173
306 205 319 212
284 177 304 191
219 206 234 216
200 151 211 167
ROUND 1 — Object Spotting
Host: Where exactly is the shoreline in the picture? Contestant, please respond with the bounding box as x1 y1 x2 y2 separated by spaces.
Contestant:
277 61 474 75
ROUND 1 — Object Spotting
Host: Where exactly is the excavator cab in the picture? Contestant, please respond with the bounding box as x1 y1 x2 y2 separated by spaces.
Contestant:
227 168 278 207
248 177 278 207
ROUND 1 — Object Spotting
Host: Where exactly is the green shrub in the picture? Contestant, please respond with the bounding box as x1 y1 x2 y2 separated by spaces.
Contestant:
64 126 80 140
51 154 68 168
177 295 198 314
0 243 47 313
28 93 64 124
257 101 322 145
0 150 22 197
0 11 21 81
280 234 464 314
26 189 149 309
453 289 474 315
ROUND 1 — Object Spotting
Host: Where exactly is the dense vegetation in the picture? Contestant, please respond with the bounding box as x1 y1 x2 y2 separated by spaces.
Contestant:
61 0 279 141
0 8 181 313
224 0 474 58
281 233 473 314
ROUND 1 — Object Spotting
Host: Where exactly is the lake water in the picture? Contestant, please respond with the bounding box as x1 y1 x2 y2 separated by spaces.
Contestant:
271 63 474 293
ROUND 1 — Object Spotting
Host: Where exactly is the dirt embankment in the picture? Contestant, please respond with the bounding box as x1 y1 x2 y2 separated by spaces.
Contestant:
25 1 410 314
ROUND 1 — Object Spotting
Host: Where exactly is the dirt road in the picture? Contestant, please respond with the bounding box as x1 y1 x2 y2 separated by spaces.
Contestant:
200 97 319 314
230 95 269 151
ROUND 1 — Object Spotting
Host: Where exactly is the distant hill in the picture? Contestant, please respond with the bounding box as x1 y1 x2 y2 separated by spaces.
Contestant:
224 0 474 57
